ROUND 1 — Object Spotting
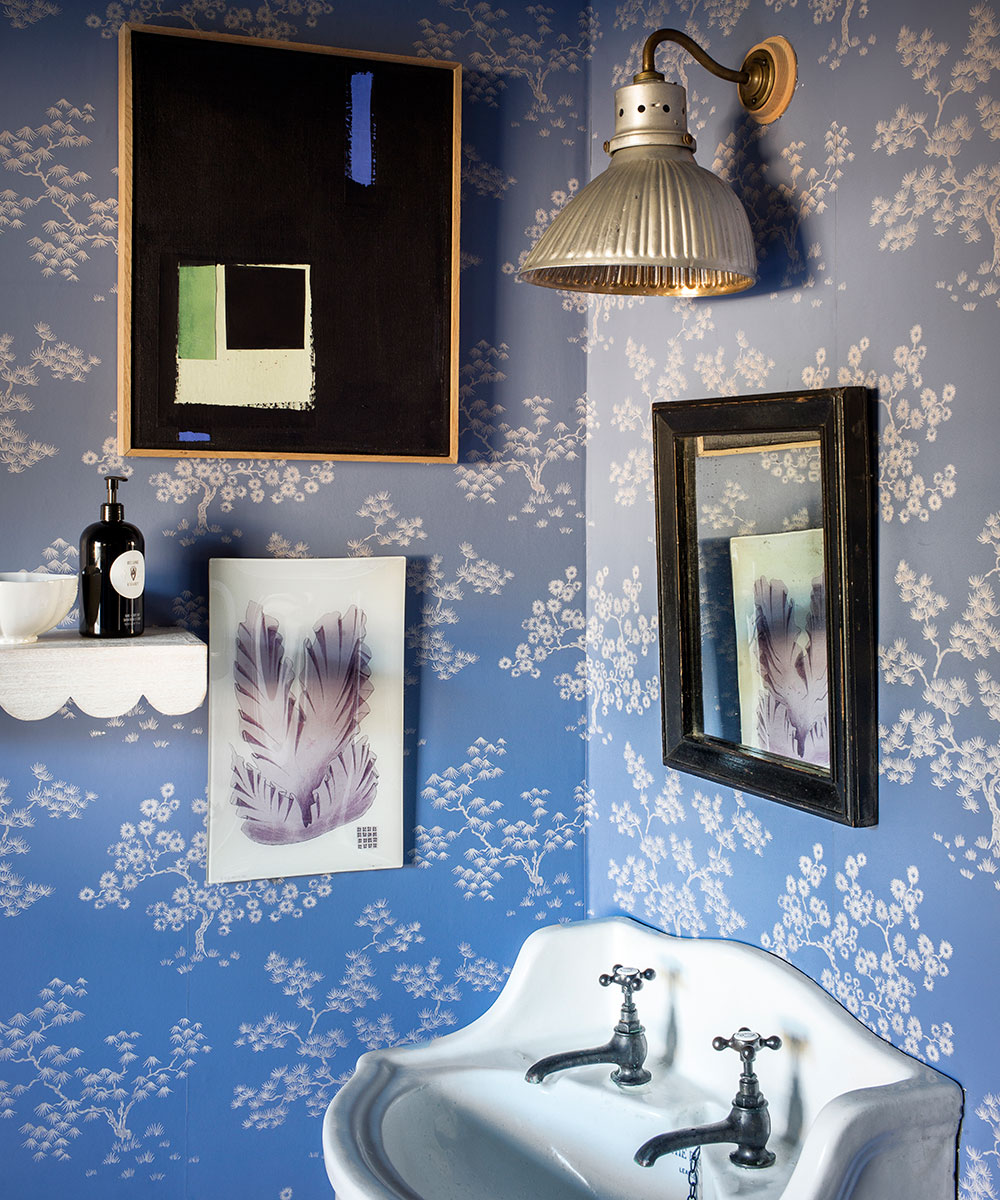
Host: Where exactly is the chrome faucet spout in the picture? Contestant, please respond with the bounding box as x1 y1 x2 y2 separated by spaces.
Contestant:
524 964 656 1087
525 1028 650 1086
635 1102 774 1169
636 1028 782 1172
635 1117 743 1166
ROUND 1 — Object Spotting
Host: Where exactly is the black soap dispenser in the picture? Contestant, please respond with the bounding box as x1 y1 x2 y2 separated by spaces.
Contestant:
80 475 145 637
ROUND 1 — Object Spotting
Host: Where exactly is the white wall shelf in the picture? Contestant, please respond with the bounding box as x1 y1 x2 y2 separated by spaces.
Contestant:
0 627 207 721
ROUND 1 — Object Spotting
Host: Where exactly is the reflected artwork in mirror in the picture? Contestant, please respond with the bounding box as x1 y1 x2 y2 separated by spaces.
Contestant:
653 388 876 826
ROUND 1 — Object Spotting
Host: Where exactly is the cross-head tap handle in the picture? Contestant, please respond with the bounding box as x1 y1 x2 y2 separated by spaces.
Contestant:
713 1028 782 1068
599 964 655 1002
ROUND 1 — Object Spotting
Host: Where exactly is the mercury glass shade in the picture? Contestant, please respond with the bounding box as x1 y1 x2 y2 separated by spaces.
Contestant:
520 79 757 297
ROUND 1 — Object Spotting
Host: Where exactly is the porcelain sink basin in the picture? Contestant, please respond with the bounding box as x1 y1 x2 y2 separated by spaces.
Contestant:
323 917 963 1200
340 1056 738 1200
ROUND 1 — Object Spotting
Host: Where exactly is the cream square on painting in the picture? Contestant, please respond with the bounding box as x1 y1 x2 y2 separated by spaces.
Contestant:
175 263 315 411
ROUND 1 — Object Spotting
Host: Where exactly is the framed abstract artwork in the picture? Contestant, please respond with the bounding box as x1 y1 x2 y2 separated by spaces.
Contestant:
652 387 877 827
118 24 460 461
207 557 405 883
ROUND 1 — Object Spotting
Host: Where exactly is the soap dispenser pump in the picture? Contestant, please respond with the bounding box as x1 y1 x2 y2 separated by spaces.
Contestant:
80 474 145 637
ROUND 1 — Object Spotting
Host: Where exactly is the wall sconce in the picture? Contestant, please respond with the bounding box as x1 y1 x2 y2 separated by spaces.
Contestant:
519 29 797 297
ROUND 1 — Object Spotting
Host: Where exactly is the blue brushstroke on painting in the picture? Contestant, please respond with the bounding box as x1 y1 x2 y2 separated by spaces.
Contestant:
349 71 374 186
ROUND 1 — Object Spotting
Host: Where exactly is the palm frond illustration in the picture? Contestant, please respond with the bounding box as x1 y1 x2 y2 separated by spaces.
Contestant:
230 601 378 844
753 575 829 765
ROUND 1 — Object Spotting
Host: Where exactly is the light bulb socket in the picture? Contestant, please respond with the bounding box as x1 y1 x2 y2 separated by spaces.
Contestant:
606 80 695 155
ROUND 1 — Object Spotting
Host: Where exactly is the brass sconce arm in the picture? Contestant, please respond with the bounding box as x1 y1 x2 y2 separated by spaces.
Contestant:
636 28 747 84
635 27 796 124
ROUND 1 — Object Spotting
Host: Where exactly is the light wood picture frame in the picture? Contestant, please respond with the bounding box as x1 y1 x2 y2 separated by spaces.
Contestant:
118 24 460 461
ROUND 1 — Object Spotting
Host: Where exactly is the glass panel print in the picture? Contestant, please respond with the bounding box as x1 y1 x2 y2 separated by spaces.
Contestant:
730 529 830 770
693 434 824 752
207 556 404 883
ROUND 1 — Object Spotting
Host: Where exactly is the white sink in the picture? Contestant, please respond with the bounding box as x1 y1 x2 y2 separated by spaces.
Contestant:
323 917 963 1199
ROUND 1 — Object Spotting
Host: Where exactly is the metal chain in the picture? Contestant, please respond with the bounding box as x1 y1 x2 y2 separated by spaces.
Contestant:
687 1146 700 1200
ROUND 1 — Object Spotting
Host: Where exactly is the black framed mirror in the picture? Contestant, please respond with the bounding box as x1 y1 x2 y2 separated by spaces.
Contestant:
653 387 877 826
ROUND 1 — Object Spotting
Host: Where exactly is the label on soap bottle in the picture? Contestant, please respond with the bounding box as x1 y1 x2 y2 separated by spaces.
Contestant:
110 549 145 599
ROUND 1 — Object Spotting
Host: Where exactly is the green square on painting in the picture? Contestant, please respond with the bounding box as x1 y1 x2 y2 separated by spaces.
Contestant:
177 264 217 360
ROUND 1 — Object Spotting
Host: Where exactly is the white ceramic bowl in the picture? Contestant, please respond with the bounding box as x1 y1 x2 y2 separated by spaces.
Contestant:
0 571 77 645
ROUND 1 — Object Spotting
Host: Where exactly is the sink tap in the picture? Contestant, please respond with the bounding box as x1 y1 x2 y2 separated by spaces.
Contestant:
635 1029 782 1170
525 964 656 1087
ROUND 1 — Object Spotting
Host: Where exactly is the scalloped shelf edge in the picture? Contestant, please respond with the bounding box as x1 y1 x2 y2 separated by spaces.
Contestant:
0 627 207 721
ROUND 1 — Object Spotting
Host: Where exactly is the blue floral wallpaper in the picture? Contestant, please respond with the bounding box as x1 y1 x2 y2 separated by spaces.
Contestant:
1 0 998 1197
0 3 590 1196
583 3 1000 1198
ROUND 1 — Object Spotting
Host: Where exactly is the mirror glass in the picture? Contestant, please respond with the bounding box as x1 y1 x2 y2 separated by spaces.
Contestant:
690 430 829 774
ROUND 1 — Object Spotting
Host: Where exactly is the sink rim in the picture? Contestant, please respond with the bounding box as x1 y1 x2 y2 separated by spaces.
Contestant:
323 916 964 1200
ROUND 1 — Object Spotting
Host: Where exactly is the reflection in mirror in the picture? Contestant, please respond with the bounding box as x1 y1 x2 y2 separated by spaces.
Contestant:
692 432 829 774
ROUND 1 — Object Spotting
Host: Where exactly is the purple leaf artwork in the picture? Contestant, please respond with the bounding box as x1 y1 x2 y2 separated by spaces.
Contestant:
208 556 405 883
730 528 829 770
752 575 829 767
230 602 378 845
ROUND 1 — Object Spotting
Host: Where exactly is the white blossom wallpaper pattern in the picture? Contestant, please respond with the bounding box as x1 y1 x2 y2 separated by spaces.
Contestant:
583 3 1000 1198
2 0 999 1197
0 3 589 1196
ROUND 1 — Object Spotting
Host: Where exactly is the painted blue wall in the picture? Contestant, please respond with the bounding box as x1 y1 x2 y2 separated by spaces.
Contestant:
0 4 590 1197
584 3 1000 1198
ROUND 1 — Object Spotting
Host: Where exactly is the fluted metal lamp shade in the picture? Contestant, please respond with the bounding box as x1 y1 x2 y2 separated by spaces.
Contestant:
520 76 758 297
519 148 756 296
